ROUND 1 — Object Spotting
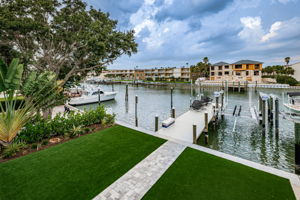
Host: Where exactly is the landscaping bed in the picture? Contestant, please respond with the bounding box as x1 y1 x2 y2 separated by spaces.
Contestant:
0 106 114 160
0 125 166 200
0 123 109 163
142 147 296 200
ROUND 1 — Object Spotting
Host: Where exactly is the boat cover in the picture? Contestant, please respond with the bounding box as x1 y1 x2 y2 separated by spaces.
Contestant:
287 92 300 97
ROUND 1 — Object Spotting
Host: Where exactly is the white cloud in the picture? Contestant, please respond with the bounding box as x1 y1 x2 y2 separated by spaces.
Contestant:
261 21 282 42
238 16 264 41
272 0 297 4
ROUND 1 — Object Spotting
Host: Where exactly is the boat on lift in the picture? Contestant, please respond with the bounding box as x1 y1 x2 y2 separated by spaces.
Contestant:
283 92 300 115
68 85 117 106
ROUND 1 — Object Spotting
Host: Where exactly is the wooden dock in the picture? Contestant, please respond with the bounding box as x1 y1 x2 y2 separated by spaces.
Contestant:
158 103 215 143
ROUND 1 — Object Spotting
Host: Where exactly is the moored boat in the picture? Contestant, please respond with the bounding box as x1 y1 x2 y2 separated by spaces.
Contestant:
284 92 300 115
69 86 117 106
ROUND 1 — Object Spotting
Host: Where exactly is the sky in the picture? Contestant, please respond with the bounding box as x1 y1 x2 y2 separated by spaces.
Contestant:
85 0 300 69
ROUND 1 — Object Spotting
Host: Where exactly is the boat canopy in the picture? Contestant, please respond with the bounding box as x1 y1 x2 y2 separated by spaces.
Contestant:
287 92 300 97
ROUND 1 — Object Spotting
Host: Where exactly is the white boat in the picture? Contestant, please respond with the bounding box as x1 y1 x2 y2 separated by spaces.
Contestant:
284 92 300 115
69 87 117 106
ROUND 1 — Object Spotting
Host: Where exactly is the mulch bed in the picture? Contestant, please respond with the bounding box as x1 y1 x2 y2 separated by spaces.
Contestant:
0 123 114 163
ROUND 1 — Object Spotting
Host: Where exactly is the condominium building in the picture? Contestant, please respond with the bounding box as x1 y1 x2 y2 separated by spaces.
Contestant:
210 60 263 83
104 67 191 81
290 62 300 81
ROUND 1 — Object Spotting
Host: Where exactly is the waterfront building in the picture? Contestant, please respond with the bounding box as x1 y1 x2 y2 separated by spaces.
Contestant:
105 67 191 81
210 60 263 83
290 62 300 81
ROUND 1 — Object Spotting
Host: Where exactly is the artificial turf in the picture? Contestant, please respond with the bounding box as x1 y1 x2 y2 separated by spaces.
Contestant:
142 147 296 200
0 125 165 200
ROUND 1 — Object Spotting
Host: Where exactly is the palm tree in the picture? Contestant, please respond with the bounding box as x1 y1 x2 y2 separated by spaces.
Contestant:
203 57 209 64
285 57 291 67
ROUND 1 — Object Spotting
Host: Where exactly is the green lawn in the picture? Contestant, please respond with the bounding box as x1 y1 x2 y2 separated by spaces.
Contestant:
0 126 165 200
143 148 296 200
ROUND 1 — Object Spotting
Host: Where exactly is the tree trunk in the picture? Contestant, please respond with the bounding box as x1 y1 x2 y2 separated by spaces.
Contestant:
43 108 53 119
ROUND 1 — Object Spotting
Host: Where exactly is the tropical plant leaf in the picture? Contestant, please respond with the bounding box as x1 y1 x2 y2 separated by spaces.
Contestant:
5 58 23 91
0 59 8 92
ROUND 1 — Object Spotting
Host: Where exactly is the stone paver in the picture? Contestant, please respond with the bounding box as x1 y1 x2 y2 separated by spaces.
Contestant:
93 141 186 200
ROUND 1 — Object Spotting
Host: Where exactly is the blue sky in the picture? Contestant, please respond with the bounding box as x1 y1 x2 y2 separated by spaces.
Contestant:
85 0 300 69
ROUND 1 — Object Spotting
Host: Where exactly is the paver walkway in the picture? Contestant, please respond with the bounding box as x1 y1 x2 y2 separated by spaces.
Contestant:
93 141 186 200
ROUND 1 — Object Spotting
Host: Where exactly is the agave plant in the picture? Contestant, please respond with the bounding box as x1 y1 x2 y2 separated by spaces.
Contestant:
0 59 59 146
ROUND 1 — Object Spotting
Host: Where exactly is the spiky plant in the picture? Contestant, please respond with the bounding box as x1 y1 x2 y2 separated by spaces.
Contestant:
0 59 59 146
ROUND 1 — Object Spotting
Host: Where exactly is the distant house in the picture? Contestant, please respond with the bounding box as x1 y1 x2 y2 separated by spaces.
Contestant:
210 60 263 83
290 62 300 81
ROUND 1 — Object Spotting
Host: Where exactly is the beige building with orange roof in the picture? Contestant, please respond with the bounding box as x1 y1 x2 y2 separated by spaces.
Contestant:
210 60 263 83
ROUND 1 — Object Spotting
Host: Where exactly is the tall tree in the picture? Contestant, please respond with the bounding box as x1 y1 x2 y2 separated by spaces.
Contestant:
203 57 209 64
285 57 291 66
0 0 138 83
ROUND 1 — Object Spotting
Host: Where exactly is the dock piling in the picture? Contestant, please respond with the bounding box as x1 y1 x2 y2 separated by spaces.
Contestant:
238 81 241 93
172 107 175 118
193 124 197 144
274 98 279 135
135 95 138 127
204 112 208 133
125 85 128 101
295 123 300 174
155 116 158 132
98 89 101 105
205 134 209 145
170 87 174 109
262 99 266 129
255 81 258 93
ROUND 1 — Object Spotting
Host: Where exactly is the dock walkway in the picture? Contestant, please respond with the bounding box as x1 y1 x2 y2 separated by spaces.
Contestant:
158 103 215 143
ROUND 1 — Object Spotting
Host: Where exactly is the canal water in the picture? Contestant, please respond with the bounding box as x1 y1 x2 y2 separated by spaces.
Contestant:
77 84 296 173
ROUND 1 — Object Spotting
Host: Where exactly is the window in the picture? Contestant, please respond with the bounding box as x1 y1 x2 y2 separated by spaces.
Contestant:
224 65 229 69
211 72 215 76
92 91 104 95
236 72 241 76
246 64 249 69
246 71 249 76
218 72 222 76
254 71 260 76
218 66 222 70
211 66 215 70
255 64 260 69
225 71 230 75
235 65 242 69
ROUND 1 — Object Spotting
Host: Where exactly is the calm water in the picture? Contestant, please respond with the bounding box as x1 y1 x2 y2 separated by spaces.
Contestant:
77 84 297 173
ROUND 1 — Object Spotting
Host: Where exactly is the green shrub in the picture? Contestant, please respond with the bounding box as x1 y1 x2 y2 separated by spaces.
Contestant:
17 106 112 144
31 143 38 149
102 113 116 126
42 140 49 145
2 142 27 158
67 125 84 138
84 127 92 134
276 75 298 86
